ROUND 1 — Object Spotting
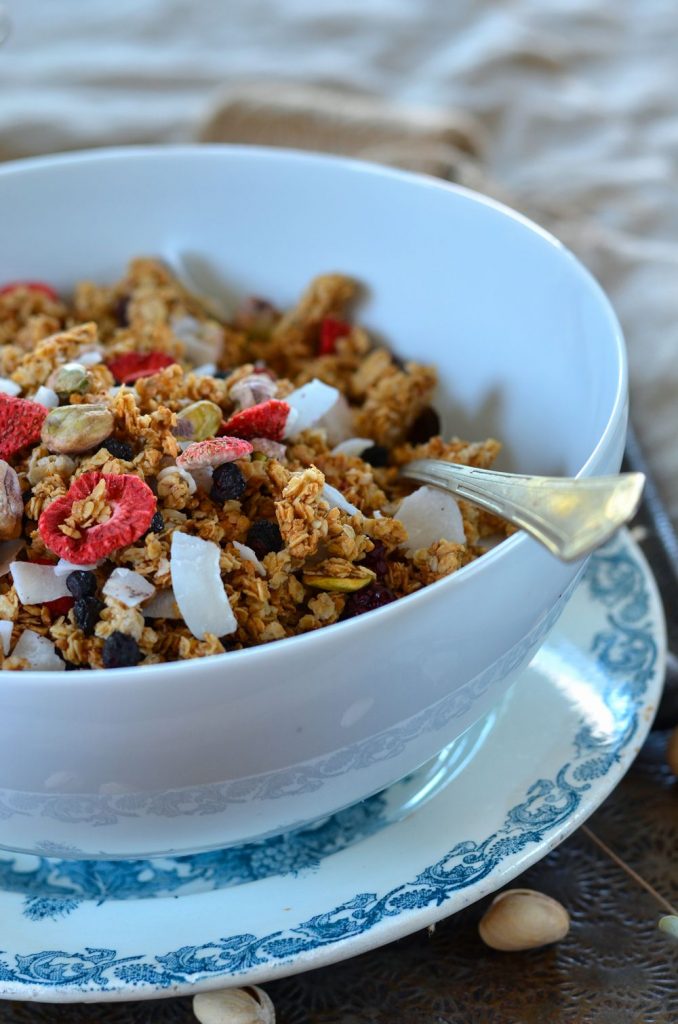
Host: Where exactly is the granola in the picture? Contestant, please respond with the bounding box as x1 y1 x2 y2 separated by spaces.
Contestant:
0 261 510 670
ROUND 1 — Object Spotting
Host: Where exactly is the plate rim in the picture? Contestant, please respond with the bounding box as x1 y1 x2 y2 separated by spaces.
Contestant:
0 528 666 1003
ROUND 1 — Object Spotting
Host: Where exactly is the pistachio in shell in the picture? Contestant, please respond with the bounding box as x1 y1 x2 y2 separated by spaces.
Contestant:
478 888 570 951
47 362 91 398
0 459 23 540
173 400 222 442
41 404 114 455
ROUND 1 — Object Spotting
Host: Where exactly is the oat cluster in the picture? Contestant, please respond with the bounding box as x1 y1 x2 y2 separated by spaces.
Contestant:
0 260 508 670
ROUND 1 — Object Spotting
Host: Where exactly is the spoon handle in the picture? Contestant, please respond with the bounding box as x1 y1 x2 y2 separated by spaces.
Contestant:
401 459 645 561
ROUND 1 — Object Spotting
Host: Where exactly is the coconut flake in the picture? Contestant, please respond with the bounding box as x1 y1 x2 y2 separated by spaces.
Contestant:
157 464 197 495
33 385 60 408
54 557 101 576
0 539 26 577
283 379 341 438
331 437 374 458
103 568 156 608
319 393 354 445
12 630 65 671
395 486 465 553
170 532 237 640
229 373 278 410
321 483 360 517
170 314 223 365
0 377 21 397
142 588 182 619
10 562 72 604
232 540 266 577
0 620 13 655
78 349 103 366
250 437 287 460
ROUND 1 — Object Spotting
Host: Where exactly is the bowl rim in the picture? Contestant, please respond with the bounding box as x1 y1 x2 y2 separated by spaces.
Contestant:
0 143 628 685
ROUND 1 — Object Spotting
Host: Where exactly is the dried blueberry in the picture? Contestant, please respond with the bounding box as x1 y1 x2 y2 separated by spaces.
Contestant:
149 511 165 533
213 369 233 380
102 631 141 668
407 406 441 444
211 462 246 503
246 519 283 559
101 438 134 462
362 444 389 468
340 583 396 620
66 570 98 599
73 596 104 636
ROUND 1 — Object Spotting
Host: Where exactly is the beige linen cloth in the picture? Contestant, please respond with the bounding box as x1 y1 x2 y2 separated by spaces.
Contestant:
1 0 677 524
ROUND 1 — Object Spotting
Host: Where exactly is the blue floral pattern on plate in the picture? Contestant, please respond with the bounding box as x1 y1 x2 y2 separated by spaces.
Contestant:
0 532 664 997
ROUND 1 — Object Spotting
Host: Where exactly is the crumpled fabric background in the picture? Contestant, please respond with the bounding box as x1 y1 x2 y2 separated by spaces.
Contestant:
2 0 677 523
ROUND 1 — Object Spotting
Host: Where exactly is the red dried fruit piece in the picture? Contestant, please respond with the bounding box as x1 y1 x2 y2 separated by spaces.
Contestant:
107 351 177 384
0 281 60 301
177 436 253 470
220 399 291 442
0 393 48 461
318 317 350 356
38 472 157 564
45 595 75 618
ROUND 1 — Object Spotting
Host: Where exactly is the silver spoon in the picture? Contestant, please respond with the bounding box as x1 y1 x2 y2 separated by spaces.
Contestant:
400 459 645 562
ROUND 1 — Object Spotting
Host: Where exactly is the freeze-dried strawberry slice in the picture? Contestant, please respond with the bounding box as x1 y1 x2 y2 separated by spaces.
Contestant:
220 399 291 442
177 436 253 470
0 281 60 301
107 351 177 384
38 472 157 564
0 393 48 461
318 317 350 356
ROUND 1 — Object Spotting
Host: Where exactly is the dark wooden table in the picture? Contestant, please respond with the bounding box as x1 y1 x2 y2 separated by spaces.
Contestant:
2 441 677 1023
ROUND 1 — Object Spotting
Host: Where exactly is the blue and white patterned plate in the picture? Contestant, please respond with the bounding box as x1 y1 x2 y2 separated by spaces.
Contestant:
0 530 665 1003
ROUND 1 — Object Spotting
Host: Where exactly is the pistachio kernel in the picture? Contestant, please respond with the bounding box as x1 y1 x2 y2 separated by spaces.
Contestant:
41 404 114 455
303 572 375 593
47 362 91 398
0 459 23 540
173 400 222 441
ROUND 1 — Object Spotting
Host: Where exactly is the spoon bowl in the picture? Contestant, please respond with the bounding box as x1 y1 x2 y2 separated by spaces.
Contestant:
401 460 645 561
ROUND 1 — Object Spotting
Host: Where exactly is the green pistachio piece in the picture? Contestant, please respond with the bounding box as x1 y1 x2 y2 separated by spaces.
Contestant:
47 362 91 398
303 573 374 593
173 400 223 441
41 404 114 454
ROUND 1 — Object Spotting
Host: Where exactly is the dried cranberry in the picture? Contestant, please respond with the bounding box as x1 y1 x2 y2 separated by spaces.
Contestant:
341 583 396 620
318 317 350 356
360 541 389 578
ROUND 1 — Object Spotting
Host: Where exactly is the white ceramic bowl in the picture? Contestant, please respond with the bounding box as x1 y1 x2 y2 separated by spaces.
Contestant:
0 146 627 859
